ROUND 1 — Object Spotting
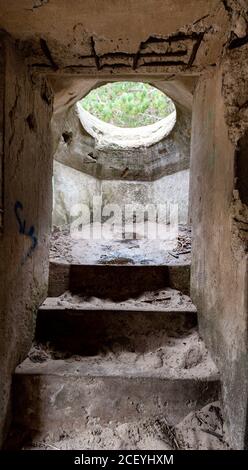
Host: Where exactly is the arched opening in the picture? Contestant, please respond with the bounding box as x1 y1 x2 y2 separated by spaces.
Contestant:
51 80 190 266
77 82 176 148
2 2 248 452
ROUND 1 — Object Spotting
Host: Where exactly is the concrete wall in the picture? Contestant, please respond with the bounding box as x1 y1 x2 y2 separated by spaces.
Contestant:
53 161 189 227
53 161 101 226
190 54 248 449
52 91 191 228
153 171 189 224
102 170 189 224
1 1 229 76
0 39 4 232
53 103 191 182
0 38 53 445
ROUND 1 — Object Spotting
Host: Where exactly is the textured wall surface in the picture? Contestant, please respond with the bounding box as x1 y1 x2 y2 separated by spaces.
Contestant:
1 0 248 450
0 38 53 445
53 161 101 226
1 1 229 75
190 53 248 449
52 102 191 182
0 40 4 231
52 161 189 227
102 171 189 224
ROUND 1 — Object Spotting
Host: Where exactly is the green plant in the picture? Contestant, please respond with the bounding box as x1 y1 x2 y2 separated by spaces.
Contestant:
80 82 175 128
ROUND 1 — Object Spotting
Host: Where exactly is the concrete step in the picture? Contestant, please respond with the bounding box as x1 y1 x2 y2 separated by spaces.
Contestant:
17 402 228 450
48 262 191 298
12 287 220 446
36 289 197 355
13 343 220 439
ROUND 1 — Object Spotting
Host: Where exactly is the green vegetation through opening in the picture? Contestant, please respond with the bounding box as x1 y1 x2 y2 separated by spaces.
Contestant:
80 82 175 128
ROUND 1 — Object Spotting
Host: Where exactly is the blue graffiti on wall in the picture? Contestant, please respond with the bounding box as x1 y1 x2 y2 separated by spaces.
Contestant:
14 201 38 263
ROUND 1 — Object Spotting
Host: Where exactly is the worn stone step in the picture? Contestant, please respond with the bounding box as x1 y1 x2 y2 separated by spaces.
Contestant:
15 402 228 451
36 289 197 355
13 350 220 439
48 262 191 298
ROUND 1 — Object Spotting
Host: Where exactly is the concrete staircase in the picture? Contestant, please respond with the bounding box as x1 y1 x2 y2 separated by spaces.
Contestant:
11 263 221 449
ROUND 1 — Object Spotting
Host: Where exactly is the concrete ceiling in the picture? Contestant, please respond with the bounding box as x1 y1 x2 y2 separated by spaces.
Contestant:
0 1 230 76
51 76 196 114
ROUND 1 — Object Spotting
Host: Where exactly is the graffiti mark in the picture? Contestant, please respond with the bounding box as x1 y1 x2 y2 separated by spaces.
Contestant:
15 201 26 234
14 201 38 264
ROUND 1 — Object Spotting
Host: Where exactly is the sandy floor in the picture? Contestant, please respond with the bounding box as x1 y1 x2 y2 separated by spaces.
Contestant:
13 226 227 451
19 402 229 450
36 289 212 378
50 224 191 265
42 287 196 312
26 326 218 380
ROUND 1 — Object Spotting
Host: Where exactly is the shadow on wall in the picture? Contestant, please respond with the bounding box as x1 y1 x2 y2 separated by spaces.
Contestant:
52 98 192 182
77 105 177 149
236 130 248 207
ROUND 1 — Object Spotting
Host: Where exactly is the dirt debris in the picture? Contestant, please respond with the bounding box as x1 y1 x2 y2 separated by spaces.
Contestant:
175 402 229 450
27 324 218 380
49 224 191 265
19 402 228 450
48 287 194 310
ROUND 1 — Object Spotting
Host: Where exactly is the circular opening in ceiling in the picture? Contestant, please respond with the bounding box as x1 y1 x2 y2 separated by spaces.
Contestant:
77 82 176 148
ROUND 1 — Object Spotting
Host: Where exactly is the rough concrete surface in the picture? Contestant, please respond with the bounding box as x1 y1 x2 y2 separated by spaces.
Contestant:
1 1 229 74
7 402 228 451
49 224 191 265
77 105 177 149
1 0 248 451
36 288 197 355
0 37 53 446
11 324 220 447
52 162 190 227
190 51 248 449
12 366 219 435
52 103 191 182
9 284 221 450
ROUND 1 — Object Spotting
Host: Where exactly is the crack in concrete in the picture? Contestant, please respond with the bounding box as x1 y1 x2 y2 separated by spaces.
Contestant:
187 32 205 68
193 14 210 25
8 83 21 149
90 37 100 71
81 31 205 71
229 35 248 49
222 0 233 15
40 38 59 71
138 60 187 67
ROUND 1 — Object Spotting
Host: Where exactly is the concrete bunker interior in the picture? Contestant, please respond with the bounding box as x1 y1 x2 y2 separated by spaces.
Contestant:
51 80 190 266
0 0 248 451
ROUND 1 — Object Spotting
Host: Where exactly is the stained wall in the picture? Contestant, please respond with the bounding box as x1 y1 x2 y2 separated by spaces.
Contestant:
190 46 248 449
0 37 53 445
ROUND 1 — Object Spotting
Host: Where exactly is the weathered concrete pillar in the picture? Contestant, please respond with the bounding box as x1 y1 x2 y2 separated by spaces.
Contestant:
190 47 248 449
0 35 53 446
